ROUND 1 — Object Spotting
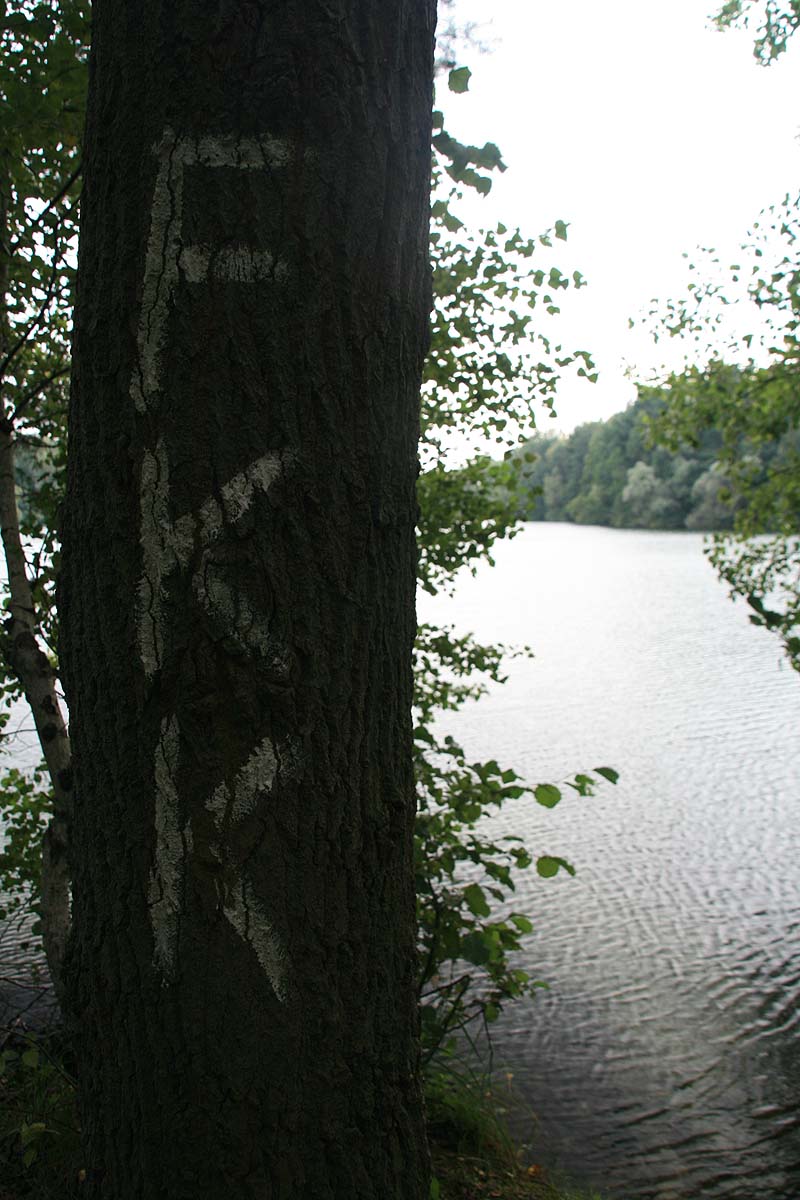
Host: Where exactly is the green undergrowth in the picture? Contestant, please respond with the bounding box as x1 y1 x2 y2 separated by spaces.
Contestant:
0 1028 81 1199
425 1060 608 1200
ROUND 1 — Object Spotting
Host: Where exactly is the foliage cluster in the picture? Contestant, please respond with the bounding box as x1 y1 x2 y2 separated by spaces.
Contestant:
619 3 800 674
714 0 800 61
412 63 617 1059
414 613 617 1060
508 385 796 532
648 363 800 669
0 0 87 939
0 1030 80 1198
0 0 85 616
641 183 800 670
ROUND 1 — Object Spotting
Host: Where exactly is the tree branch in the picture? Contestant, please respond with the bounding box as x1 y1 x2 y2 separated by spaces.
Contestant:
11 364 70 423
0 225 65 379
8 160 82 252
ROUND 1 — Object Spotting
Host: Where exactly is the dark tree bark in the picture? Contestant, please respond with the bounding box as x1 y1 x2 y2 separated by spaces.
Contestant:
60 3 435 1196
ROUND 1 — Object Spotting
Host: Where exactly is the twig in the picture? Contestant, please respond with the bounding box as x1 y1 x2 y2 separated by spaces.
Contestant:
11 364 70 423
0 223 66 379
8 161 82 251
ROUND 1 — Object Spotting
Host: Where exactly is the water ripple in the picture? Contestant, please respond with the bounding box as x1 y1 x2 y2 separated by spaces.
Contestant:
419 523 800 1200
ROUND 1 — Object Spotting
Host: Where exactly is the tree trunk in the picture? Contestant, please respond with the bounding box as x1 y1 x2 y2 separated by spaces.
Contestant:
0 419 72 994
0 170 72 997
60 3 435 1196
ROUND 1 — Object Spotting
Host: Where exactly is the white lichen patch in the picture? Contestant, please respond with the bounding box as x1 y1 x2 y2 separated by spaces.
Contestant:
148 715 191 981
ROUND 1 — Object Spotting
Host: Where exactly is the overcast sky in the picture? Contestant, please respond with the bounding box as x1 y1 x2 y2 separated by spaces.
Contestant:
436 0 800 433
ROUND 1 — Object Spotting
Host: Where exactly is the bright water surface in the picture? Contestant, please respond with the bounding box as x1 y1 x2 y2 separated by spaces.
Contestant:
418 522 800 1200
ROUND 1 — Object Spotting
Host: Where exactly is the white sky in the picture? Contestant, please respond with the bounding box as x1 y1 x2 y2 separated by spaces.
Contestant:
437 0 800 433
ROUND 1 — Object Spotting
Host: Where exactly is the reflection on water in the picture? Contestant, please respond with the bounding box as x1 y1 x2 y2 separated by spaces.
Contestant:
418 523 800 1200
0 674 56 1030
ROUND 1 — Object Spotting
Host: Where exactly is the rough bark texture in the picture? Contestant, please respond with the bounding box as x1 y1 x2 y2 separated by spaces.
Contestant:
60 3 435 1197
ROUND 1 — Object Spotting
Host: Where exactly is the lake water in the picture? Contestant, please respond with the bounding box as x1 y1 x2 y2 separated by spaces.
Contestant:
2 523 799 1195
418 522 800 1200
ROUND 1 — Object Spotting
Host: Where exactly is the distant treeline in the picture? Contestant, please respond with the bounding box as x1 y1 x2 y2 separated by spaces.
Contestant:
511 387 797 531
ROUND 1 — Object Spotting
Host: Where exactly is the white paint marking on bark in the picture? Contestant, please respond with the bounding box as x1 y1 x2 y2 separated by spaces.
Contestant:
133 128 298 994
221 879 289 1004
136 447 166 678
220 451 283 524
179 244 289 284
148 716 191 981
193 564 289 675
130 129 290 417
196 495 223 544
130 130 183 415
134 131 293 676
136 444 177 678
172 511 198 567
193 132 290 170
204 736 286 1001
137 439 195 678
176 244 212 285
228 736 278 823
205 780 230 826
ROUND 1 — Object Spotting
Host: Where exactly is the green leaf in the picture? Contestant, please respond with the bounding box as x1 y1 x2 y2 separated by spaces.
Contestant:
555 219 568 241
463 883 490 917
21 1048 39 1069
472 142 505 172
534 783 561 809
448 66 472 93
569 773 595 796
20 1120 46 1147
536 855 576 879
430 1178 441 1200
460 931 492 965
510 914 533 934
594 766 619 784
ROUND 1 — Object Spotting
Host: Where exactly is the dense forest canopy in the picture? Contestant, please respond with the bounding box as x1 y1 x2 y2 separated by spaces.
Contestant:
510 383 800 533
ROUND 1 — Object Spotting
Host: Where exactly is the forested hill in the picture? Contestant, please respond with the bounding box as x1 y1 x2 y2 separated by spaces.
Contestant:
511 386 795 532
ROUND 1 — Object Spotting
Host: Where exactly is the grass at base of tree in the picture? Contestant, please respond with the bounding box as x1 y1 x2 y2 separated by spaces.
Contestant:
429 1141 605 1200
424 1063 606 1200
0 1028 606 1200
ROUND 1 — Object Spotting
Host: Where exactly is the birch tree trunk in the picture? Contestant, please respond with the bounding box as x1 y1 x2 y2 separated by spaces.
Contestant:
60 2 435 1196
0 169 72 997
